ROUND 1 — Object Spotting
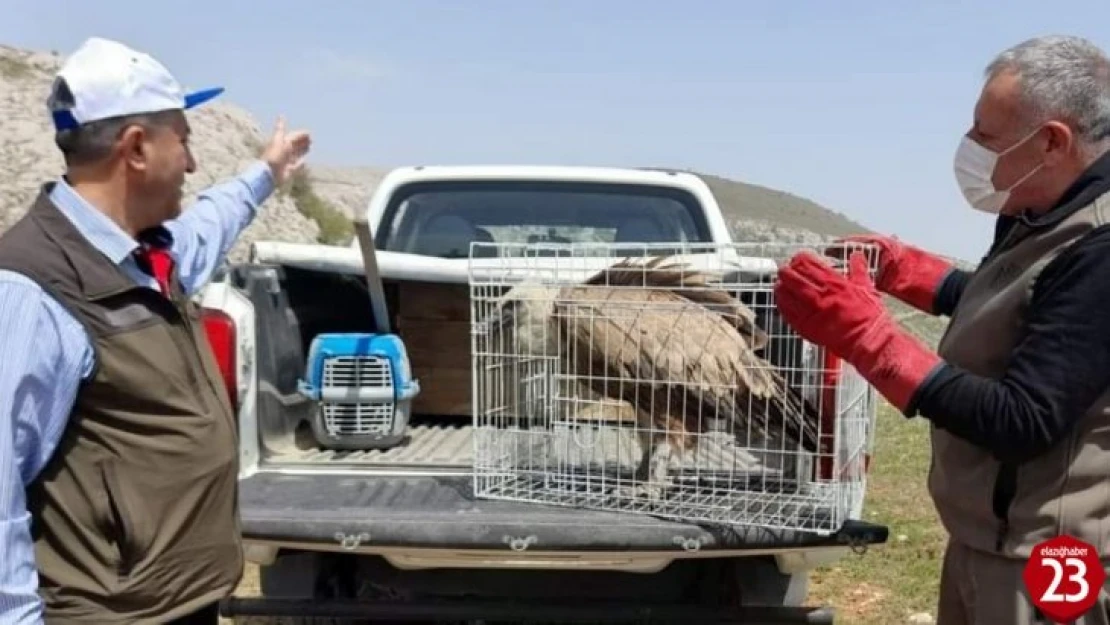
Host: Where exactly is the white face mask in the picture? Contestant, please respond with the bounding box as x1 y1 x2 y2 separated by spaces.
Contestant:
953 127 1045 214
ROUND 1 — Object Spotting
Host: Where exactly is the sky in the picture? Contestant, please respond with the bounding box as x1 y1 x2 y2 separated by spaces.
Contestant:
1 0 1108 262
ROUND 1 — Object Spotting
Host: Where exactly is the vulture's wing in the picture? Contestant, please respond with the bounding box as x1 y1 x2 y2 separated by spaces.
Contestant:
552 285 818 453
582 256 769 351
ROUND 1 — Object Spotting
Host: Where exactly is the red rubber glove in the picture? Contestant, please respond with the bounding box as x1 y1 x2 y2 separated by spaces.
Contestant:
825 234 953 314
773 250 943 412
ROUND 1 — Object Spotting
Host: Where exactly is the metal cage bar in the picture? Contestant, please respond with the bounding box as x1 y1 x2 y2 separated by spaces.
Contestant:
467 241 879 536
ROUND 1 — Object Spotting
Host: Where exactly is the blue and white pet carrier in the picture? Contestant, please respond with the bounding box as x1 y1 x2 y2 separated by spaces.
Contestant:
298 333 419 451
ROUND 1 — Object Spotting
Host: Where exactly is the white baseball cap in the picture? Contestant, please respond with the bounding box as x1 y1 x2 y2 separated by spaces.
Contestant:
48 37 223 131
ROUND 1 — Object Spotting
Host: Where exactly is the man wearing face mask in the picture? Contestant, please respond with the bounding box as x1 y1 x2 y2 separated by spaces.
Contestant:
774 35 1110 623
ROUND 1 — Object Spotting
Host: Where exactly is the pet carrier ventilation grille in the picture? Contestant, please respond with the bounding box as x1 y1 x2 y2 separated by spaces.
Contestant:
299 333 419 451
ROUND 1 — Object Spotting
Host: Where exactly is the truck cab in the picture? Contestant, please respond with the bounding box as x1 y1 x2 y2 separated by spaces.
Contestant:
198 165 888 623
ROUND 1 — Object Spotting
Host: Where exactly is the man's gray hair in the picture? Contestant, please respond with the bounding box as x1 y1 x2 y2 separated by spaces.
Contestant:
986 35 1110 159
54 113 176 167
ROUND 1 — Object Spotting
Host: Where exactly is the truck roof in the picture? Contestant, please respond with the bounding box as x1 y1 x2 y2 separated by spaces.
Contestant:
365 164 725 234
375 164 712 189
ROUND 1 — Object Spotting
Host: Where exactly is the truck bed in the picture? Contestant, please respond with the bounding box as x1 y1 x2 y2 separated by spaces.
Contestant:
248 422 884 553
265 421 777 472
239 469 887 554
269 423 476 470
233 261 886 554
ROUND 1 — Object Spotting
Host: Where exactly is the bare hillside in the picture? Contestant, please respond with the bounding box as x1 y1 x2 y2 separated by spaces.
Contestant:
698 173 872 244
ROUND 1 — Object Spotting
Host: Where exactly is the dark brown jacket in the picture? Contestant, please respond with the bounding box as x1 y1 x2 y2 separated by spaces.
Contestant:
0 186 243 623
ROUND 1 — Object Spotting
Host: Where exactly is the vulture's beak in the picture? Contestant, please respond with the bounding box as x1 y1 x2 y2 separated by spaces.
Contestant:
483 299 520 337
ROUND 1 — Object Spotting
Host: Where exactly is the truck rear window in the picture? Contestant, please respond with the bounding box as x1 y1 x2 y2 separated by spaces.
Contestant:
376 180 713 258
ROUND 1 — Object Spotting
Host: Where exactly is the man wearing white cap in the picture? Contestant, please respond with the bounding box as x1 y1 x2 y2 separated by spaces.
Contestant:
0 37 311 623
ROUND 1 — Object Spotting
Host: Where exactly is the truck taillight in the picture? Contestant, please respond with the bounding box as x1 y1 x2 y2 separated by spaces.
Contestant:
816 350 872 481
201 307 238 411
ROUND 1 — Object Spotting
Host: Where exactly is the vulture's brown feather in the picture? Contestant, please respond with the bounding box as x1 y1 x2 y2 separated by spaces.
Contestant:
487 254 821 500
581 256 769 351
552 283 818 458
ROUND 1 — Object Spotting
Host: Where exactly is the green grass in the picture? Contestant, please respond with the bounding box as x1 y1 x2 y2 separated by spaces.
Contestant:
807 401 947 624
287 167 354 246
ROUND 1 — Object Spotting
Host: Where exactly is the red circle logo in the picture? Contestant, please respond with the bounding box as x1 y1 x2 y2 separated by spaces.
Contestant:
1023 535 1106 623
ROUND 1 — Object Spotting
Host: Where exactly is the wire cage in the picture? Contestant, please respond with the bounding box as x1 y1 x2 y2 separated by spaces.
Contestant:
468 240 879 536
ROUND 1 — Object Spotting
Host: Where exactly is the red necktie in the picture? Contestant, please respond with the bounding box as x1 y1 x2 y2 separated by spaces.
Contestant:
136 245 175 296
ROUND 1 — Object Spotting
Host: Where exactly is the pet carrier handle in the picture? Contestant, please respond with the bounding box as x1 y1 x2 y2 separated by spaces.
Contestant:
353 217 392 335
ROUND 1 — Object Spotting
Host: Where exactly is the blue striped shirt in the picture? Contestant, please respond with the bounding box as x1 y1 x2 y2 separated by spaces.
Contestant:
0 161 273 624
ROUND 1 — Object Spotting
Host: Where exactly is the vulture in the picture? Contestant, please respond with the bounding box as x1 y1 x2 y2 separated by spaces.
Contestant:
481 255 822 501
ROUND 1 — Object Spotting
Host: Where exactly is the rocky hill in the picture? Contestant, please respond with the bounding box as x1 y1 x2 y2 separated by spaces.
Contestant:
1 42 879 262
0 44 320 262
700 173 871 244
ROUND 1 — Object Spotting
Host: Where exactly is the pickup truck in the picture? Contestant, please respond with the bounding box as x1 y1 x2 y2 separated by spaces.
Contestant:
199 165 889 623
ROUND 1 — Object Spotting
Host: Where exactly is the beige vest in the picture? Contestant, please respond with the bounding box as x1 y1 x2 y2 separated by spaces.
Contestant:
930 190 1110 558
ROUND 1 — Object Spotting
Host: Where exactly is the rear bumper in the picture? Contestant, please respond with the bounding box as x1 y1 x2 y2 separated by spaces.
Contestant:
220 596 838 623
238 471 887 556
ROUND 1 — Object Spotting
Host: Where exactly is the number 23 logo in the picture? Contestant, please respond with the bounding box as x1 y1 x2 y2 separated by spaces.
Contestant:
1040 557 1090 602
